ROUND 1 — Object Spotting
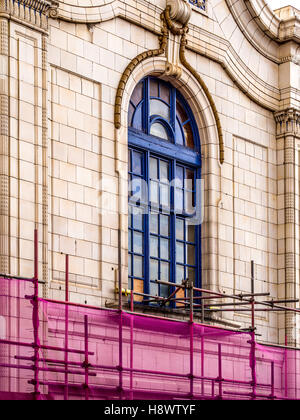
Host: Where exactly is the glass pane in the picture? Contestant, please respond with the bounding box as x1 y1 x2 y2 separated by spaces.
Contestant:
150 259 158 281
133 231 143 254
185 190 194 214
134 278 144 302
150 181 159 204
133 255 143 278
160 184 170 208
176 166 184 188
160 238 169 260
160 215 169 236
160 83 170 104
129 177 143 202
176 99 188 124
150 78 159 98
128 256 132 276
175 189 183 213
133 210 143 230
150 122 169 141
132 105 142 131
160 160 169 182
128 212 132 228
175 118 184 146
131 81 143 107
183 122 194 149
176 265 185 284
128 103 135 126
150 236 158 258
160 262 169 282
176 242 184 264
132 151 143 175
150 99 170 120
128 230 132 251
188 267 195 285
176 219 184 241
186 224 195 243
150 282 158 297
160 284 169 298
185 169 195 190
187 244 195 266
150 213 159 234
150 158 158 179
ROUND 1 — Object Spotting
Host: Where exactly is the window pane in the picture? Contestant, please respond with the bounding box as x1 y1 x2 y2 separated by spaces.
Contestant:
160 83 170 104
185 169 195 190
129 177 143 202
150 282 158 297
132 105 142 131
186 224 195 243
187 244 195 266
150 213 158 234
176 166 184 188
160 160 169 182
128 103 135 126
131 81 143 107
150 236 158 258
185 190 194 214
176 265 185 284
176 99 188 124
160 184 170 208
150 99 170 120
150 78 159 98
150 259 158 281
150 122 169 141
133 256 143 278
175 118 184 146
132 151 143 175
160 284 169 298
176 242 184 264
133 232 143 254
175 189 183 213
133 210 143 230
150 158 158 179
150 181 159 204
188 267 195 285
160 215 169 236
183 122 194 149
160 238 169 260
176 219 184 241
160 262 169 282
128 256 132 276
128 230 132 251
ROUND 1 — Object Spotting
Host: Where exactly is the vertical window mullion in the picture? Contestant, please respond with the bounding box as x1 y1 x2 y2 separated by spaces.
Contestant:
171 159 176 306
145 150 150 296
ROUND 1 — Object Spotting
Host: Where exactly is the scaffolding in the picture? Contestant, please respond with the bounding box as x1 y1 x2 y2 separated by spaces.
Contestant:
0 231 300 400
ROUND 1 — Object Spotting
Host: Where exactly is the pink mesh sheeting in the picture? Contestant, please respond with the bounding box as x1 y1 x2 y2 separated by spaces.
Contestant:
1 277 300 400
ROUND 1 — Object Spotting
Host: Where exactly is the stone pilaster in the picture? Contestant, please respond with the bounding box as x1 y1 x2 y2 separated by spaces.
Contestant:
275 109 300 347
0 15 9 393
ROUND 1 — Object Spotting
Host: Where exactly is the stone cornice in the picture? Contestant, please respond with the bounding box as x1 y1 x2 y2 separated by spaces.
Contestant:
0 0 54 31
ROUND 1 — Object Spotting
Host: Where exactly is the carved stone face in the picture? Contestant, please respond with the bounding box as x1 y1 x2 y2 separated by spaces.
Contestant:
167 0 191 26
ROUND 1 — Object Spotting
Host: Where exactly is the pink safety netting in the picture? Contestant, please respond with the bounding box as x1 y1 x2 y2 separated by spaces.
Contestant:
0 277 300 400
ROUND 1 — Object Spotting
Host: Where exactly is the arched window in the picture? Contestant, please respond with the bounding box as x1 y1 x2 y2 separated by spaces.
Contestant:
128 77 201 306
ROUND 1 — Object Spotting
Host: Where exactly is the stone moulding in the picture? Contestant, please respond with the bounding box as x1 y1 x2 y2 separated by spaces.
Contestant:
114 2 225 165
0 0 53 31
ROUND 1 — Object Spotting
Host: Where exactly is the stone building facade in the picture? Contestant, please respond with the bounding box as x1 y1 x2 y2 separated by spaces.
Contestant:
0 0 300 346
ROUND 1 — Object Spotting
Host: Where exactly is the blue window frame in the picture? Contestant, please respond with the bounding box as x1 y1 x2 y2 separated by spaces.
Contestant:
128 77 201 307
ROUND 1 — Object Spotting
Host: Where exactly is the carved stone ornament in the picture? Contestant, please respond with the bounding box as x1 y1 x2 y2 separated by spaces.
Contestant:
167 0 191 27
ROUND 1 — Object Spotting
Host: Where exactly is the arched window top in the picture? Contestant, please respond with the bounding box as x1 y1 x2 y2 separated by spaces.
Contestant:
128 77 199 152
